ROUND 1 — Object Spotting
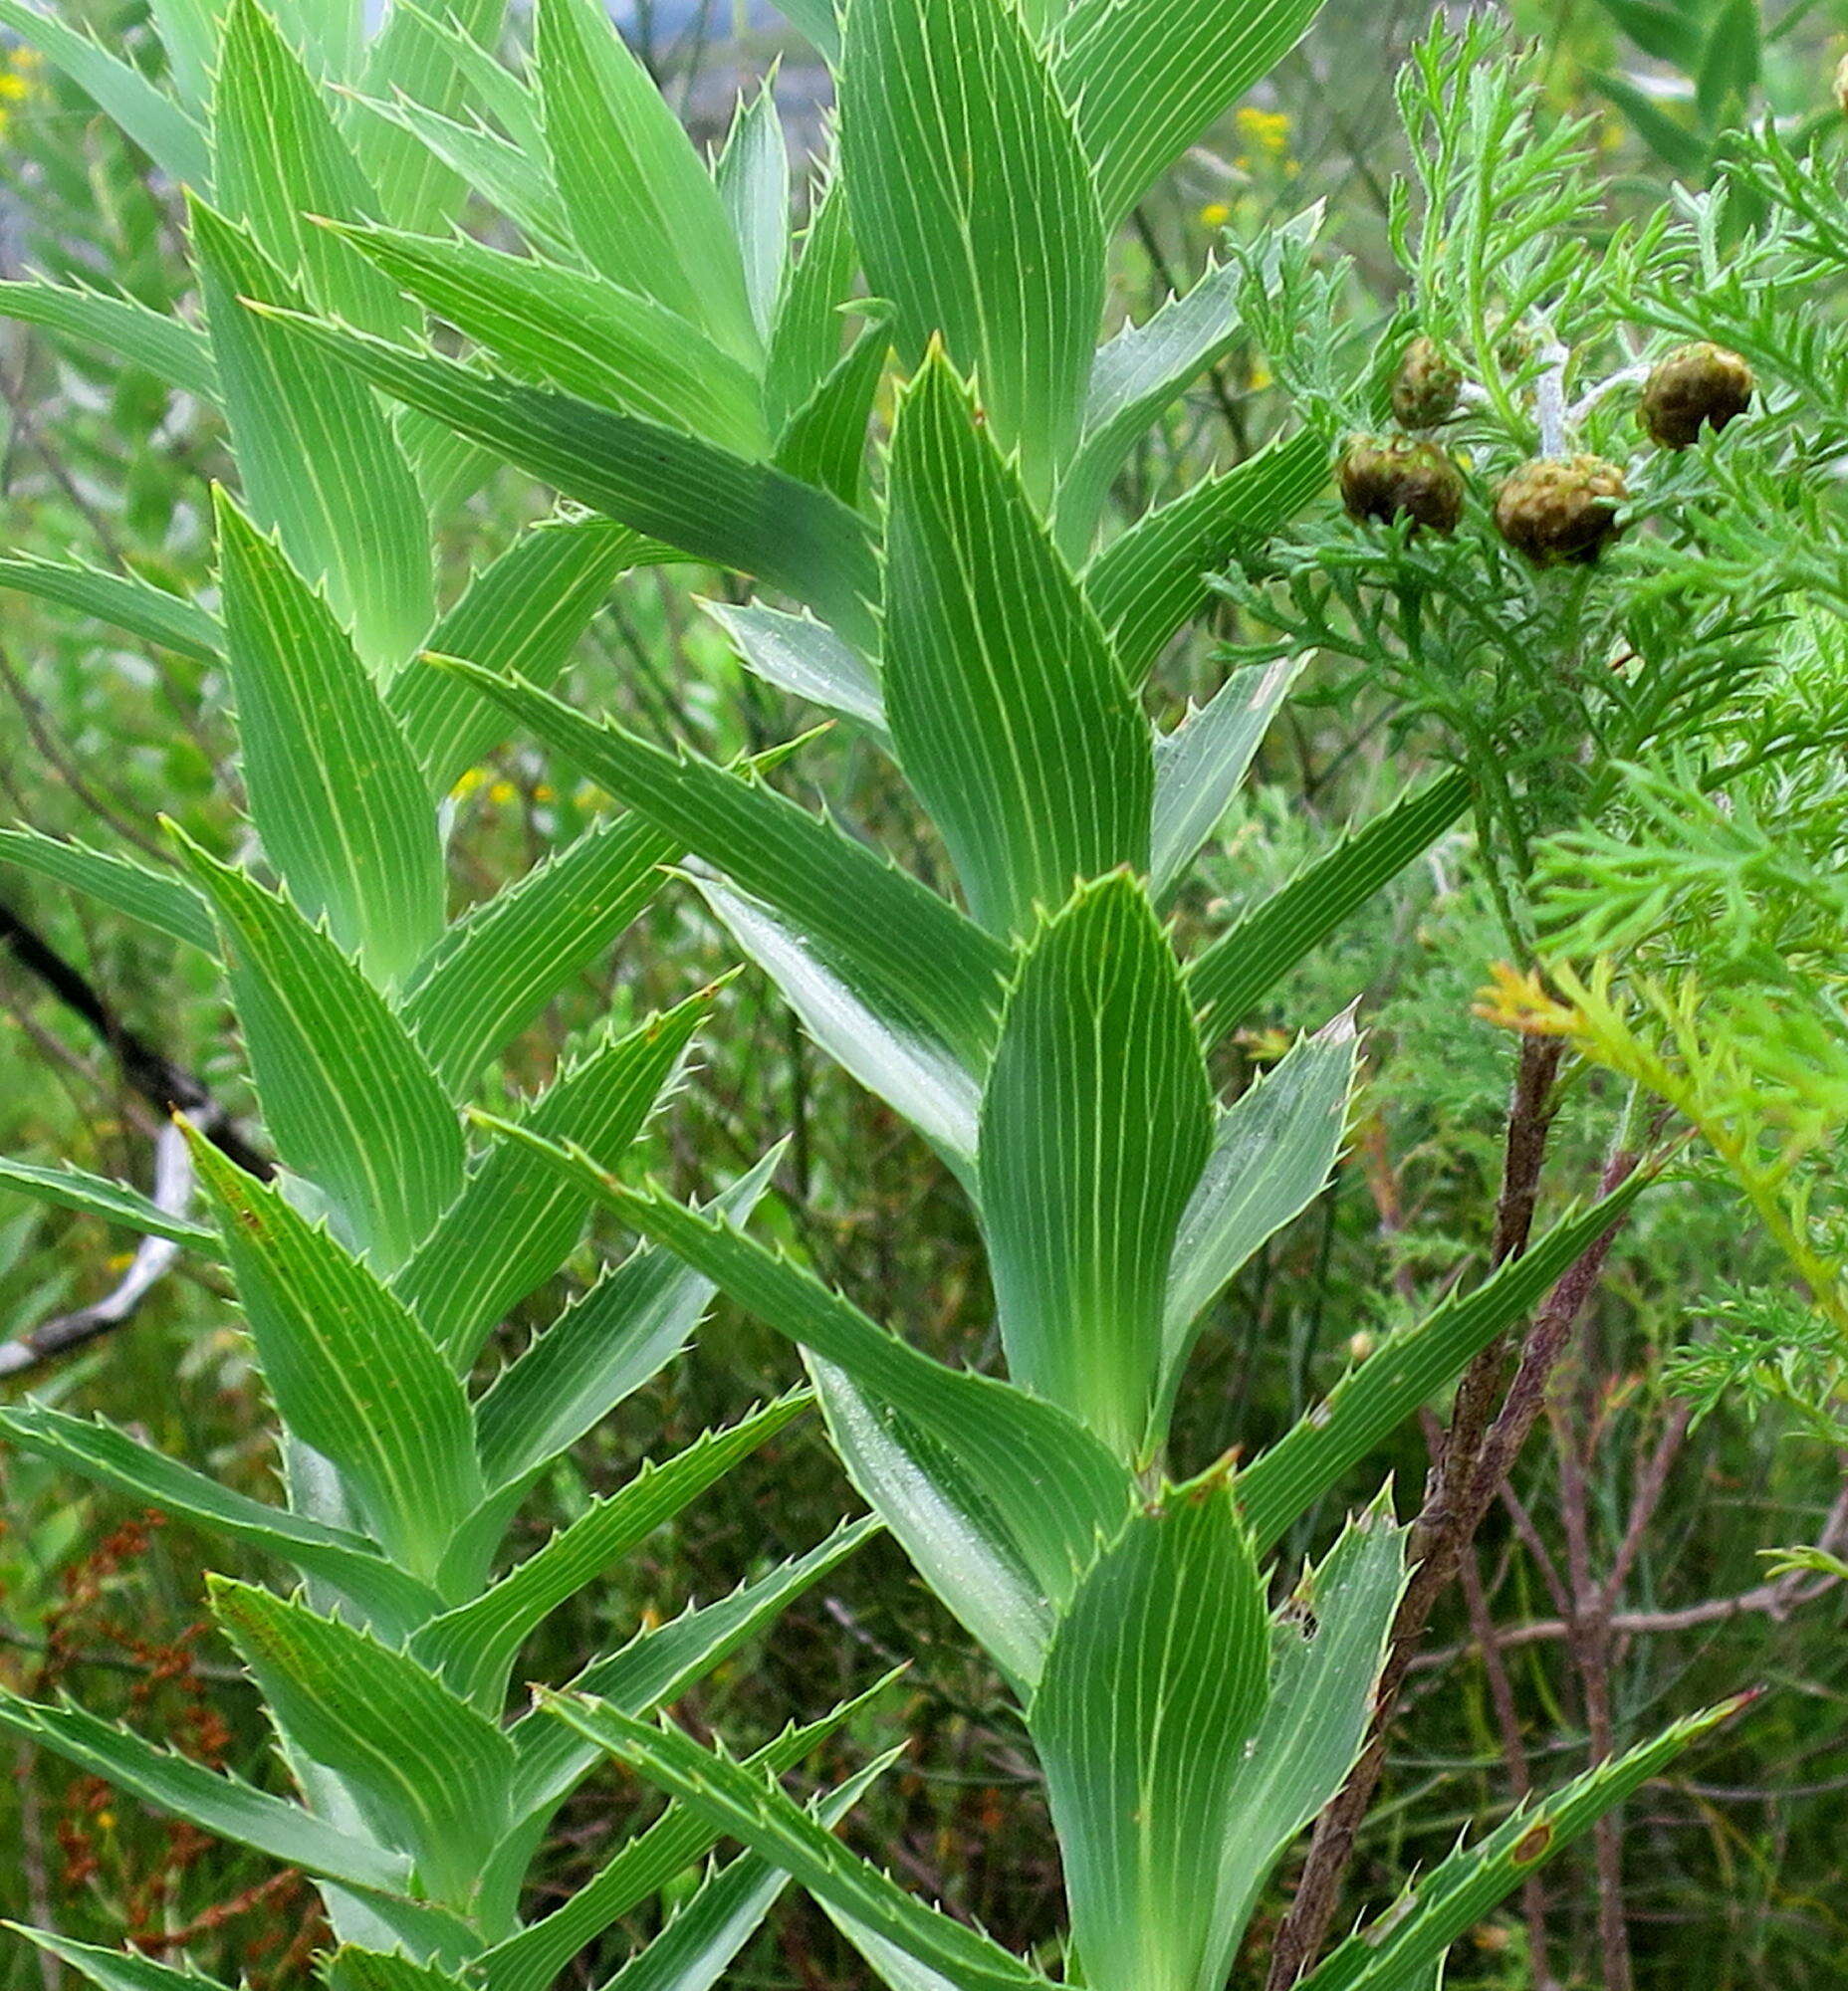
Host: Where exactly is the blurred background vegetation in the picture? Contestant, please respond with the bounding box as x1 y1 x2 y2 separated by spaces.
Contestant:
3 2 1847 1987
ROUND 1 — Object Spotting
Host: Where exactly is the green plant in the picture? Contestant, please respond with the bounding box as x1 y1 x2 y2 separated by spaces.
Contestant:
0 0 880 1984
0 0 1775 1986
1433 102 1848 1478
185 4 1753 1989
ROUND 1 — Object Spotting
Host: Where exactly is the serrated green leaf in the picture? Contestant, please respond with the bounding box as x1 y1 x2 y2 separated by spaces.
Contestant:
840 0 1104 502
0 277 220 403
540 1693 1051 1991
264 0 360 81
605 1750 896 1991
145 0 221 109
703 599 886 738
692 877 979 1176
345 88 576 251
1150 656 1301 903
0 828 216 955
504 1512 876 1825
773 318 888 508
387 517 655 797
501 1157 1133 1638
172 833 464 1269
1029 1473 1269 1991
1053 0 1324 223
1188 769 1472 1051
809 1358 1044 1693
0 1688 409 1890
213 0 412 339
536 0 757 363
0 0 210 186
185 1129 483 1576
0 1405 442 1635
214 492 444 989
1206 1500 1407 1979
251 308 880 647
0 553 222 666
349 0 510 232
413 1394 807 1708
191 201 433 677
884 355 1150 939
430 660 1007 1065
473 1150 781 1490
1085 428 1328 682
981 875 1212 1462
598 1847 787 1991
1297 1698 1745 1991
1160 1008 1359 1418
715 79 790 348
309 1892 483 1974
763 164 854 433
324 1947 472 1991
1238 1175 1651 1551
487 1669 887 1991
398 996 705 1365
0 1156 218 1250
335 222 770 457
5 1930 227 1991
401 405 497 518
1055 256 1249 555
210 1577 513 1905
374 0 537 156
401 810 673 1098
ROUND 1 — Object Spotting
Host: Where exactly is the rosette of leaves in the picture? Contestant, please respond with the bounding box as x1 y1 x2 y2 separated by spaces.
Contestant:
212 0 1746 1980
0 0 884 1984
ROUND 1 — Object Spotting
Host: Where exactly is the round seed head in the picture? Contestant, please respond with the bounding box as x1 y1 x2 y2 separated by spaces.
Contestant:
1339 434 1466 536
1639 342 1754 449
1493 456 1628 566
1391 336 1463 429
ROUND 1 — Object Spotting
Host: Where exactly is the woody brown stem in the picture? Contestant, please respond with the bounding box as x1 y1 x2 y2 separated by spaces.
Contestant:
1267 1035 1613 1989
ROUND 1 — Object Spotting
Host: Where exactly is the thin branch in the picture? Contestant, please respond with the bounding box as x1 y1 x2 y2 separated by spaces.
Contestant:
1266 1036 1612 1990
1549 1365 1632 1991
0 1121 191 1378
1414 1478 1848 1667
0 898 270 1373
0 896 269 1178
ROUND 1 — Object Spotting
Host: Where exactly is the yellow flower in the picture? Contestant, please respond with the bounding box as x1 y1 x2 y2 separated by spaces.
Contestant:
1199 200 1233 228
487 778 518 806
1472 961 1582 1037
450 766 487 798
533 781 556 802
1234 106 1292 157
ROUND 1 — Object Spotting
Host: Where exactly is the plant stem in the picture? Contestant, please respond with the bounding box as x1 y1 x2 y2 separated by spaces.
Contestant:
1268 1031 1595 1987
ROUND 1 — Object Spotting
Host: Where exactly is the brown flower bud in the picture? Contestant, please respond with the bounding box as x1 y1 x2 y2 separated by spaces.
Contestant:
1339 435 1465 536
1639 342 1754 449
1391 336 1463 429
1494 456 1627 566
1487 312 1535 372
